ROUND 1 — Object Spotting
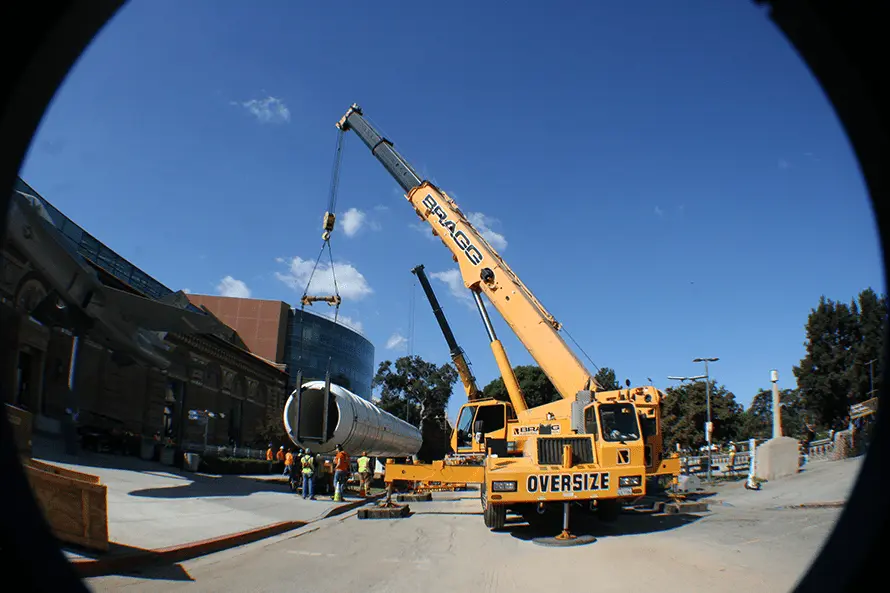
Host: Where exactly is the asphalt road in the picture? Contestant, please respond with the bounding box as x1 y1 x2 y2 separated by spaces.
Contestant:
85 492 845 592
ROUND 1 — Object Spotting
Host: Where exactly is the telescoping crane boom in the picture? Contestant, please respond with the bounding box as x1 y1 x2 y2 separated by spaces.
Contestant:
412 264 481 400
336 104 679 536
338 105 599 408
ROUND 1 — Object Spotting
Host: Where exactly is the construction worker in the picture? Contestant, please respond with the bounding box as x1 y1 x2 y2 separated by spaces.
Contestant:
276 445 286 470
357 451 372 497
284 448 295 477
266 443 275 474
301 447 316 500
333 444 350 502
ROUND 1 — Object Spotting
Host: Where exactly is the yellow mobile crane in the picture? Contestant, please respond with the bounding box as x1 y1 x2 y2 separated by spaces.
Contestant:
337 104 679 535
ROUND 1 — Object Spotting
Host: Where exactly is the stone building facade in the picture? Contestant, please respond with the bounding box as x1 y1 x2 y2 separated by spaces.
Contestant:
2 178 288 449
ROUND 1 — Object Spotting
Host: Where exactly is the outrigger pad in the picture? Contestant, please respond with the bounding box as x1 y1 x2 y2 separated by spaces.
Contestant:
396 493 433 502
532 534 597 547
357 505 411 519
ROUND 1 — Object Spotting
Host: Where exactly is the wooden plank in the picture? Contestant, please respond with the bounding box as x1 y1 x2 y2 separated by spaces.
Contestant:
5 404 33 457
25 465 108 551
23 459 101 484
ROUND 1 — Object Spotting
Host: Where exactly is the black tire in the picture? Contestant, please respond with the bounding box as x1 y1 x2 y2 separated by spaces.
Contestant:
596 499 621 523
480 481 505 530
484 501 506 530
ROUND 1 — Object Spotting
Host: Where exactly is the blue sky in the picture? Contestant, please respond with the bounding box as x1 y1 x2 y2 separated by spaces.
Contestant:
20 0 883 420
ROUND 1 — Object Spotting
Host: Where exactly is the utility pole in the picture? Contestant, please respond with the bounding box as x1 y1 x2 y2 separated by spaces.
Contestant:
671 357 720 482
693 357 720 483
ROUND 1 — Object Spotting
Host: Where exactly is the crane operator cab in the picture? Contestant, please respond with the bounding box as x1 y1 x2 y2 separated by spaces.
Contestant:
452 399 515 456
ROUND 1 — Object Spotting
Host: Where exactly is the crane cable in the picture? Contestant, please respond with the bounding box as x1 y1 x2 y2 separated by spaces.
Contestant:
297 130 347 369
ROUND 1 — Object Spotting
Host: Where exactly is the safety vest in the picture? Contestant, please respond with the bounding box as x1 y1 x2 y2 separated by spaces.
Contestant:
301 454 316 475
357 456 371 473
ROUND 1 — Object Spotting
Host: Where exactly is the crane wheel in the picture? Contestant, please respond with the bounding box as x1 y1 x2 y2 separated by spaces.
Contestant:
483 501 506 530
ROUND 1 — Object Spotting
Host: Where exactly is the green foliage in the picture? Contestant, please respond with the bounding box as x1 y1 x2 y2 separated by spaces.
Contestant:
662 381 743 450
482 365 561 408
793 290 887 429
594 367 620 391
372 355 458 462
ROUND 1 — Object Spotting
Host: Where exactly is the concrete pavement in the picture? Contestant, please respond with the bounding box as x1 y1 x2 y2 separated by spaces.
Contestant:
31 438 373 556
84 456 864 592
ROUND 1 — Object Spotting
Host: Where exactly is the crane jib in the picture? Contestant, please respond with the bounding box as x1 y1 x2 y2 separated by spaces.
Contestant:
422 193 483 266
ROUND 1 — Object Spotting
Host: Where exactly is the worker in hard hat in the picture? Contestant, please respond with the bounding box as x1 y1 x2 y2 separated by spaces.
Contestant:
357 451 372 497
266 444 275 474
300 447 316 500
284 448 295 478
276 445 286 474
332 444 350 502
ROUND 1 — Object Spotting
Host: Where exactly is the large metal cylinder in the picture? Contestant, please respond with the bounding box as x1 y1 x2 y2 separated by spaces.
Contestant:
283 380 422 457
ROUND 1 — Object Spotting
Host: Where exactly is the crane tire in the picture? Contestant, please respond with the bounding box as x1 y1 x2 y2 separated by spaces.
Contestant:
484 501 506 530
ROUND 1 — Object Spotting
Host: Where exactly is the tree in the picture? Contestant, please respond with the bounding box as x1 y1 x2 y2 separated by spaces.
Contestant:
372 355 458 462
793 294 873 430
482 365 560 409
594 367 620 391
661 381 744 451
848 288 886 403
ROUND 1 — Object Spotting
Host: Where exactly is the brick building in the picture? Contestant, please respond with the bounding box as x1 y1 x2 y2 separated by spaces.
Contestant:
2 178 288 449
186 294 375 399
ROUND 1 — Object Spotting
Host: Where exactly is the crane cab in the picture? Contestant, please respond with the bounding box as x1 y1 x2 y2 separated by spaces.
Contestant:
451 398 516 455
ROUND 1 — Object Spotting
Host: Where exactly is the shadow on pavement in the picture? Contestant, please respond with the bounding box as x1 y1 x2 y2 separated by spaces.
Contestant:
129 473 291 498
68 541 193 581
503 509 702 542
108 562 195 582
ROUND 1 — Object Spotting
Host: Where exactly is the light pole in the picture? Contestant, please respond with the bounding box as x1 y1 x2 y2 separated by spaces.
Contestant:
668 355 719 482
693 357 719 482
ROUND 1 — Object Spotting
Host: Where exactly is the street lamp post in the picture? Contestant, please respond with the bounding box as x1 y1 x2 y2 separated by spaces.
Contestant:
693 358 719 482
668 356 719 482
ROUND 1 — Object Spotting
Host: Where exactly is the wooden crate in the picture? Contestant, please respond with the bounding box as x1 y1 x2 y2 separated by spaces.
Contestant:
5 404 33 458
24 463 108 552
23 458 101 484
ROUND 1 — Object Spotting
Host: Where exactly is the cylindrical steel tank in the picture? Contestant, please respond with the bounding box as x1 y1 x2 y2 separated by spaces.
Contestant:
283 380 422 457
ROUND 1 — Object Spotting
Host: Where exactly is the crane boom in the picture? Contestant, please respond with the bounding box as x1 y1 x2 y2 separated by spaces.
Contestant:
337 104 603 400
412 264 481 400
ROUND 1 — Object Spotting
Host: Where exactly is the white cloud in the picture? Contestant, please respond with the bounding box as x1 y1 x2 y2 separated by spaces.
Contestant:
373 204 390 212
654 205 664 216
182 288 192 294
275 256 373 300
341 207 366 237
217 276 251 298
237 96 290 124
430 269 471 302
467 212 507 251
386 332 408 350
